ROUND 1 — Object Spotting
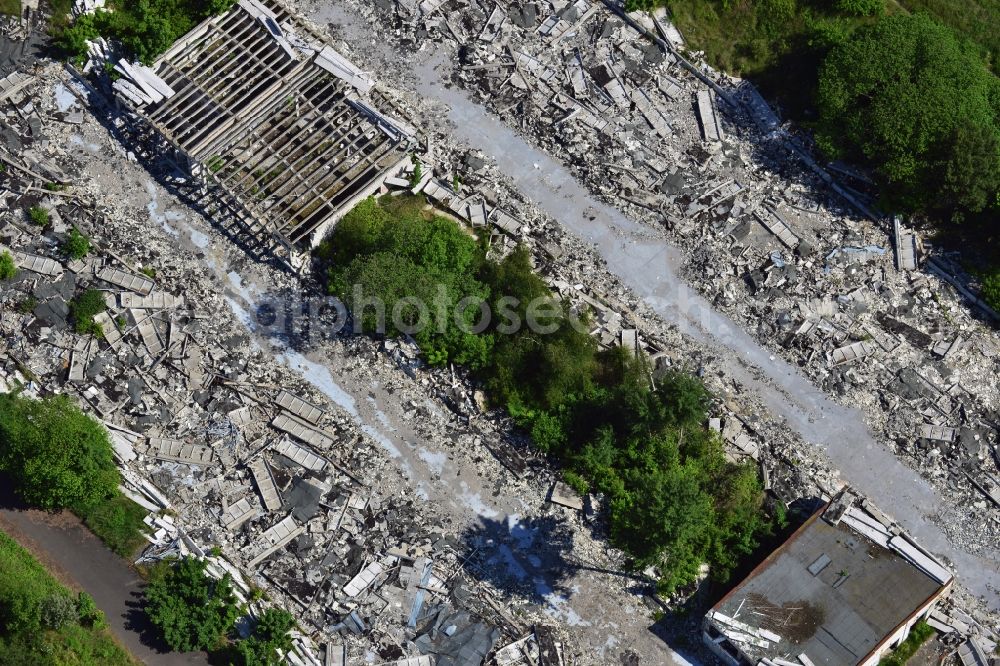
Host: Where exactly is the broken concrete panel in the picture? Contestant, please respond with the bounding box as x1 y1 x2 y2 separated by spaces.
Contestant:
272 437 328 472
221 496 256 530
13 251 63 277
549 482 583 511
343 559 388 597
754 208 799 249
695 89 723 143
831 340 876 366
918 424 957 443
131 310 164 356
275 389 325 424
151 437 215 465
119 291 185 309
93 311 124 351
248 458 282 512
97 267 154 294
271 412 335 449
248 514 305 567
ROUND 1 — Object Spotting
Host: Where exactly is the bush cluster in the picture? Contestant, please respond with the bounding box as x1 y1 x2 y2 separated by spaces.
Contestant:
68 288 106 337
0 251 15 280
55 0 238 64
145 557 294 664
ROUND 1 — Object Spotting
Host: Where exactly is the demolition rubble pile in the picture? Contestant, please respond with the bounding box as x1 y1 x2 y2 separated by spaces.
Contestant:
1 0 999 661
311 0 1000 560
0 69 588 666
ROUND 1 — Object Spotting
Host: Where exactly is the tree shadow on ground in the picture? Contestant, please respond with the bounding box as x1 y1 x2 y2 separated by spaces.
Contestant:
457 512 656 607
122 588 173 655
457 513 578 605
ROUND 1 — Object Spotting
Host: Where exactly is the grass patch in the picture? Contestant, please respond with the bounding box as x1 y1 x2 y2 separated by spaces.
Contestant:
879 621 935 666
28 206 50 228
77 495 149 559
0 0 19 17
0 529 137 665
0 251 15 281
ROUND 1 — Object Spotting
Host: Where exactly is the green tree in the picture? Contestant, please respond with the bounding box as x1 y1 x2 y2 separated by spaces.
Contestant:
0 250 16 280
144 557 239 652
937 119 1000 216
232 608 295 666
816 14 1000 217
0 393 120 513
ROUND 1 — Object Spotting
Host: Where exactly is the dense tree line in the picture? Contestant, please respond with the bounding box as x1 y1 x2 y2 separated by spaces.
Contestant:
317 196 772 592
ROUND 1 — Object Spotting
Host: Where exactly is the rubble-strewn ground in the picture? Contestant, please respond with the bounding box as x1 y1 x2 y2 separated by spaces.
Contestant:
290 0 1000 601
2 0 1000 662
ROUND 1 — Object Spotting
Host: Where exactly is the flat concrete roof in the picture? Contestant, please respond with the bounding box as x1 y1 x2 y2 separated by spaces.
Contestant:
709 502 947 665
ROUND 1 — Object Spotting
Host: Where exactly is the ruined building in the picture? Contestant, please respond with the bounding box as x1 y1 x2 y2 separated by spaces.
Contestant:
702 491 953 666
112 0 415 267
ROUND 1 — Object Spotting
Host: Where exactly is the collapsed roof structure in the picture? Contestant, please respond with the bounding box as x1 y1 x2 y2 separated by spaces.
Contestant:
113 0 415 267
703 491 953 666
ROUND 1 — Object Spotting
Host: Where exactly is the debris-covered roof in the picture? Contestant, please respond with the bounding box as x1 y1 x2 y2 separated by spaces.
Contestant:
708 493 952 665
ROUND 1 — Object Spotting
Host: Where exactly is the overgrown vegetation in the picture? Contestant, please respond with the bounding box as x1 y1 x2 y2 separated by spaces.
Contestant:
316 196 493 368
0 393 148 557
68 288 106 336
227 608 296 666
144 557 239 653
81 495 149 558
0 393 119 513
0 529 136 665
53 0 239 64
0 0 18 18
62 227 92 260
0 251 16 281
878 621 935 666
28 205 50 228
317 196 772 592
815 13 1000 221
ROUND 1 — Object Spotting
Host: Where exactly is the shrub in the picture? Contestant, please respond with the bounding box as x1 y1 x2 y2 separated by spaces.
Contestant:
40 592 79 629
28 205 49 227
0 393 120 513
982 270 1000 311
76 592 106 629
0 250 16 280
68 288 106 336
62 227 91 260
231 608 295 666
835 0 883 16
